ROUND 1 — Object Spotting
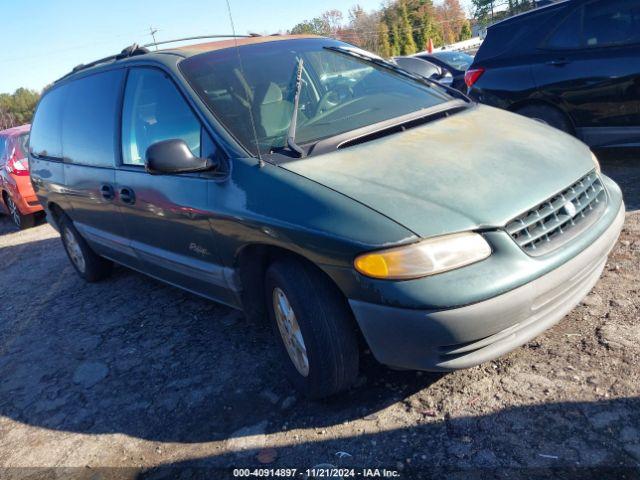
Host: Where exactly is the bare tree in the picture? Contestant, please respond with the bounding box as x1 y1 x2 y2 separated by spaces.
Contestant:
321 9 344 35
346 5 381 52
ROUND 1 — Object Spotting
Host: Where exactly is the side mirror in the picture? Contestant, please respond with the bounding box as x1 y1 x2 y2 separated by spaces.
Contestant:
438 72 454 87
145 139 217 175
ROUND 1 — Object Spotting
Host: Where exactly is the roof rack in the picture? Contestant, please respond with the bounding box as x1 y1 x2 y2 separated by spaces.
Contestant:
54 34 268 85
56 43 149 83
141 33 262 49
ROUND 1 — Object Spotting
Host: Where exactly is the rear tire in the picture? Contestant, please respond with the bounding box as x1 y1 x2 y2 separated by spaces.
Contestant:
515 104 573 134
5 194 35 230
58 214 113 282
265 258 359 399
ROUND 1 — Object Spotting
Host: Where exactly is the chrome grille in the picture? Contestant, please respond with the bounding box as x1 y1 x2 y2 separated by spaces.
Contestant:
506 171 606 256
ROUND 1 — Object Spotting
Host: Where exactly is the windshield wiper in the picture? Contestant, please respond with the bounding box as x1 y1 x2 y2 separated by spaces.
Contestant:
287 58 306 158
323 46 471 103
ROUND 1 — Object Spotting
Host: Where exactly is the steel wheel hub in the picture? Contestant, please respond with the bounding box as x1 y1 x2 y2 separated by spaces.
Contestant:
273 287 309 377
7 196 20 227
64 227 86 273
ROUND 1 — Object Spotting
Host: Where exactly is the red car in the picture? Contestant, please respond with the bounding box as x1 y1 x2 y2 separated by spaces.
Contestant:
0 124 43 229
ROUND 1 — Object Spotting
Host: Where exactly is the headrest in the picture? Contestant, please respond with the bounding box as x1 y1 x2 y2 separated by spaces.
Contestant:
261 82 283 105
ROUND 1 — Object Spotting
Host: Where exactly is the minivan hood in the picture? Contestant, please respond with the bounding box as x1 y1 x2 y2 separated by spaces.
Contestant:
283 105 596 238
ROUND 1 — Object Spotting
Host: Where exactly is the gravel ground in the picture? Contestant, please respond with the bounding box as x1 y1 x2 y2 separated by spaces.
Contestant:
0 153 638 480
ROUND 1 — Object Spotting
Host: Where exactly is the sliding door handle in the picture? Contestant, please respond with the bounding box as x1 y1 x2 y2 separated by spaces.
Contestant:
100 184 115 200
119 187 136 205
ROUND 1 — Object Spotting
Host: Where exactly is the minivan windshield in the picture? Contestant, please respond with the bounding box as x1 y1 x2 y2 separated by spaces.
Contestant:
180 38 453 157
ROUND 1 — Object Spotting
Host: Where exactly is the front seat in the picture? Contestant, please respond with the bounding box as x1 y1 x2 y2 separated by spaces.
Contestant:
257 82 298 139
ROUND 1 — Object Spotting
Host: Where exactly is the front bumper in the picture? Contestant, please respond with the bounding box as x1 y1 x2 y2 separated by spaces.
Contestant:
349 203 625 371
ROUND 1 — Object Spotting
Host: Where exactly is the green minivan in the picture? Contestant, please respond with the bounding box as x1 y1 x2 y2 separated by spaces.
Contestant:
29 35 625 398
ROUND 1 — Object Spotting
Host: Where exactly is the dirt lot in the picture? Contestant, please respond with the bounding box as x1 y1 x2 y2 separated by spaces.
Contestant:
0 153 638 479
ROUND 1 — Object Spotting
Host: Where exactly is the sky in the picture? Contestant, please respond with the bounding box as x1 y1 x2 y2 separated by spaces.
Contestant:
2 0 474 94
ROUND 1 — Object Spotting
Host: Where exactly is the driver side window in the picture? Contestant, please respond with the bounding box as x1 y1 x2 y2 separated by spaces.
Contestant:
122 68 201 166
583 0 640 47
546 7 583 50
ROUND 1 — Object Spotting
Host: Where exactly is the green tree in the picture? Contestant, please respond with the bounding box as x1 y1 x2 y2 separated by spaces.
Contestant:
377 21 392 58
420 13 443 49
459 19 472 41
474 0 534 25
290 9 345 37
287 0 472 56
290 17 331 35
471 0 497 25
0 88 40 130
508 0 535 14
390 22 402 56
405 0 432 50
398 1 417 55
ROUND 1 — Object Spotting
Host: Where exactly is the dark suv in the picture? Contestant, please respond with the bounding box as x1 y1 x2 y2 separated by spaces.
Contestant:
467 0 640 148
29 35 623 398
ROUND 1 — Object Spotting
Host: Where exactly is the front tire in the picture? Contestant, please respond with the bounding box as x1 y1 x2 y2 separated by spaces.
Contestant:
59 214 113 282
265 258 359 399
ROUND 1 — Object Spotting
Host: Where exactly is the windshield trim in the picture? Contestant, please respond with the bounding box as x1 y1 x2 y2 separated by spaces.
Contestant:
264 99 471 162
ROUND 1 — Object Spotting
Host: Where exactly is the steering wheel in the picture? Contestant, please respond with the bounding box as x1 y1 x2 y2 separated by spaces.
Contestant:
316 84 354 115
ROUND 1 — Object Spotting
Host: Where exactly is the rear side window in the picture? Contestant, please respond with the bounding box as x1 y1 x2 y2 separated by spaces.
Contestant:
30 86 66 159
17 134 29 158
62 70 125 167
121 68 201 166
1 135 29 163
546 8 583 50
583 0 640 47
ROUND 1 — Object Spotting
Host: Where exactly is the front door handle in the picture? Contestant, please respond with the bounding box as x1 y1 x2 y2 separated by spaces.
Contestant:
100 183 115 200
546 59 570 67
119 187 136 205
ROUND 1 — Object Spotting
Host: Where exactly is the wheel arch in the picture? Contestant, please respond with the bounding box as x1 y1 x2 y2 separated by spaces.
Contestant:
234 243 356 325
509 99 576 135
0 188 9 214
46 201 65 230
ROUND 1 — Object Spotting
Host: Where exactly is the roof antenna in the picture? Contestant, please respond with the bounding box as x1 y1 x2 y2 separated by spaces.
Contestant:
226 0 264 168
148 26 159 50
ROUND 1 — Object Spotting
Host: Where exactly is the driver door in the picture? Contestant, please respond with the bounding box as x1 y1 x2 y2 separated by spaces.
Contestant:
115 67 235 304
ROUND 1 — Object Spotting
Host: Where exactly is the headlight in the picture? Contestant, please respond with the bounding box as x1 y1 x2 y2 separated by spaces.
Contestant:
354 232 492 280
591 151 601 173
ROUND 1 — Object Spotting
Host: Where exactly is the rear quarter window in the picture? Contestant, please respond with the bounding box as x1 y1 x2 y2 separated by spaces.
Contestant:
16 134 29 158
475 7 566 62
61 69 125 167
30 86 67 159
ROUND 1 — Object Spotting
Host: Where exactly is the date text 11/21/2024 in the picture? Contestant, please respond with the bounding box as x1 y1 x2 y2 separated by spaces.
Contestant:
232 468 401 477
